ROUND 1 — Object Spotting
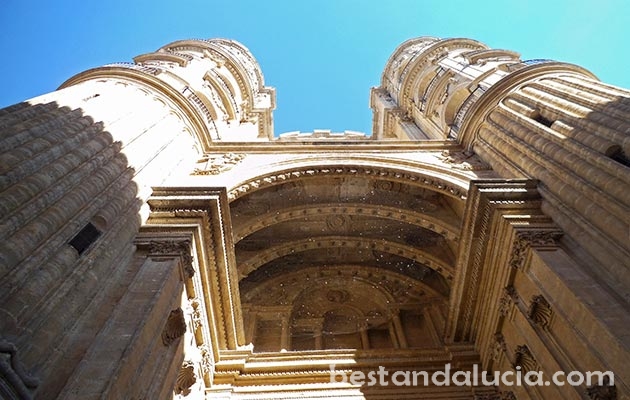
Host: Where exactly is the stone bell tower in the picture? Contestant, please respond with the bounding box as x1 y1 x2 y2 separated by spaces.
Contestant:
0 39 274 399
371 37 629 399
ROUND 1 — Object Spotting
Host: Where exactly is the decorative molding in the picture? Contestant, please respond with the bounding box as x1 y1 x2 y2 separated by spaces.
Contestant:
491 333 507 361
190 299 203 332
162 308 187 346
509 230 563 269
149 239 194 278
192 153 246 175
199 345 214 378
0 339 39 398
528 294 552 328
586 376 617 400
233 203 458 243
228 166 467 201
460 198 491 337
174 360 197 396
437 149 491 171
326 289 350 304
498 286 517 317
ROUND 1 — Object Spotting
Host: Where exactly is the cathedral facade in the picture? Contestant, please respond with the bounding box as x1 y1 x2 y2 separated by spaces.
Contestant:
0 37 628 399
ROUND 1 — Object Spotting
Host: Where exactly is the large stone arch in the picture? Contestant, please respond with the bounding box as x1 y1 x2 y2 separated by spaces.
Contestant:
227 159 472 353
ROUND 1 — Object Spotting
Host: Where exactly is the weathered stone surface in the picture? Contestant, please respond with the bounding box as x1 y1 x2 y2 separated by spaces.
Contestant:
0 36 628 400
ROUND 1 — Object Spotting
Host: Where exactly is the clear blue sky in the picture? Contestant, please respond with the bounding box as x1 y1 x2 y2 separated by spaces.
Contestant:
1 0 629 135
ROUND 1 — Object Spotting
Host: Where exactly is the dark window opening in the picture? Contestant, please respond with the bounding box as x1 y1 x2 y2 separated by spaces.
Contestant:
611 149 630 168
532 113 554 128
69 222 101 255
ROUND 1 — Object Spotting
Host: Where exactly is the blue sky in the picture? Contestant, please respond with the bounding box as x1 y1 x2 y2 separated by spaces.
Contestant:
1 0 628 135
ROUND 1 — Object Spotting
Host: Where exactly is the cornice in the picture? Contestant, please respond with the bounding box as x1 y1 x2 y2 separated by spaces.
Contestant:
227 163 470 202
457 62 598 150
58 66 213 151
203 139 462 152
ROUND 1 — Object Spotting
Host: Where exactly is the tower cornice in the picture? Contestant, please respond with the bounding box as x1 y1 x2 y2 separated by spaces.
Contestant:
456 61 598 150
59 65 214 151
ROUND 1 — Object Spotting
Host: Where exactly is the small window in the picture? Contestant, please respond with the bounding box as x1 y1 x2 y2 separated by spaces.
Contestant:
610 149 630 168
532 113 554 128
69 222 101 255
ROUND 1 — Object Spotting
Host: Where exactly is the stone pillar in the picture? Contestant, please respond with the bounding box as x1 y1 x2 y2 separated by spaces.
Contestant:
359 323 370 350
280 317 290 351
388 322 400 349
391 310 408 349
314 328 323 351
245 312 258 345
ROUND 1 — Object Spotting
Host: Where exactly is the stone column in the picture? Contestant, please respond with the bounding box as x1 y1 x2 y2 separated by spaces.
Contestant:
280 317 290 351
359 323 370 350
391 310 408 349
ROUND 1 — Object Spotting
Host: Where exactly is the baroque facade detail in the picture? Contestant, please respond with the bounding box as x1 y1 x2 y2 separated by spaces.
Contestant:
1 35 628 400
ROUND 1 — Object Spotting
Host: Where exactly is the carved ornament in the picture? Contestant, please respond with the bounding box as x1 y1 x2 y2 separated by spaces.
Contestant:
228 166 467 201
174 360 197 396
491 333 507 362
192 153 246 175
528 295 553 328
586 376 617 400
498 286 517 317
513 345 537 373
149 240 194 278
509 230 563 269
0 339 39 395
162 308 187 346
437 150 491 171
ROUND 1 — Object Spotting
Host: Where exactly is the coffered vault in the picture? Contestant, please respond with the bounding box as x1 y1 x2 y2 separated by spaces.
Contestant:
0 37 628 400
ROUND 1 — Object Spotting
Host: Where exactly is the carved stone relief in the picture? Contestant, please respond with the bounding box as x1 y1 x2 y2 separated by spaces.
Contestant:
498 286 517 317
174 360 197 396
437 150 491 171
491 333 507 361
509 230 563 269
528 295 552 328
586 376 617 400
162 308 187 346
513 345 537 373
192 153 245 175
228 166 467 201
149 239 194 278
0 339 39 397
